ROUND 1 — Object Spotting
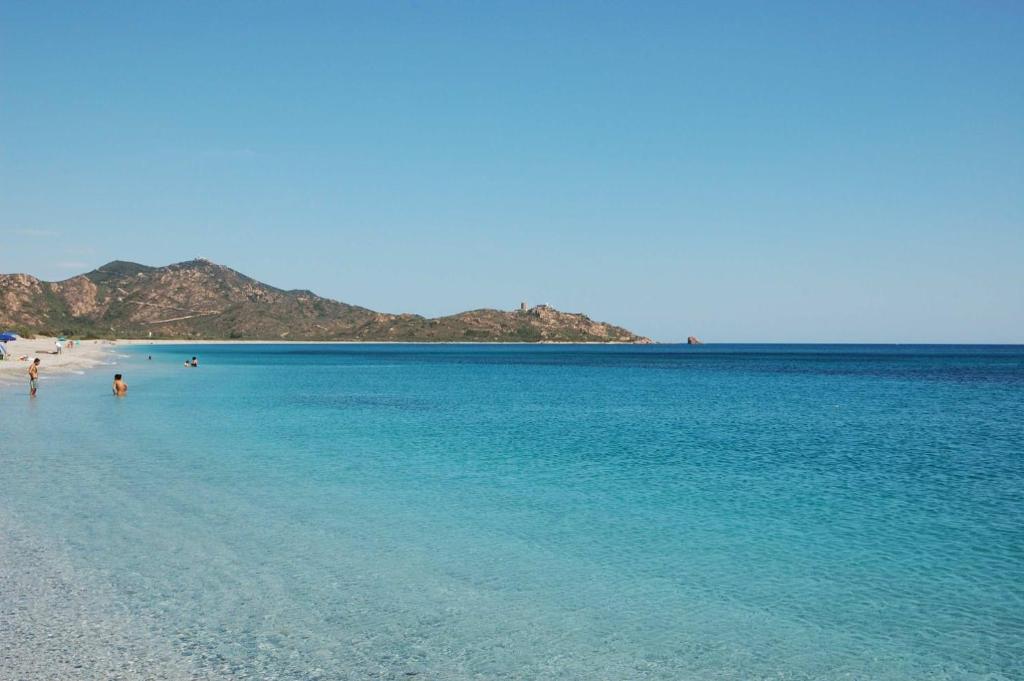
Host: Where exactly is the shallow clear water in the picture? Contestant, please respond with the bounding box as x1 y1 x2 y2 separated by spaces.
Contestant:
2 344 1022 679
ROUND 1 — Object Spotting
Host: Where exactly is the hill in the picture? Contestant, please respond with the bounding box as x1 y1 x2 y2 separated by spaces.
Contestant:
0 259 652 343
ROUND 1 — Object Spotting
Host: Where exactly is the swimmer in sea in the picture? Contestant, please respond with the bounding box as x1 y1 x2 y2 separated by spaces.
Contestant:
28 358 40 396
113 373 128 396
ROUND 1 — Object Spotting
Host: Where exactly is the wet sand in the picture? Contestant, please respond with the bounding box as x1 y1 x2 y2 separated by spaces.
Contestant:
0 338 115 387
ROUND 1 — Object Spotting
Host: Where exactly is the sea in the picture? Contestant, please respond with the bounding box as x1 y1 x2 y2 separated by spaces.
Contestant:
1 344 1022 680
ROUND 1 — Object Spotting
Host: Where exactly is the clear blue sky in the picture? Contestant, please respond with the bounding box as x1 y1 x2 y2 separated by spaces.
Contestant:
1 2 1021 342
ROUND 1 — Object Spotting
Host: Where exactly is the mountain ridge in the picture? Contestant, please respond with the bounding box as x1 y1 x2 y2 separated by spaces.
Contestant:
0 259 653 343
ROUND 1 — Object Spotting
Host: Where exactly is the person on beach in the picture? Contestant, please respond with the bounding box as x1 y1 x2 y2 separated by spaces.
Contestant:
113 373 128 396
28 358 40 396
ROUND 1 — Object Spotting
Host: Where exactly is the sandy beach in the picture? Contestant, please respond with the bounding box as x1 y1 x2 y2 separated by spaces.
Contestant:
0 338 117 387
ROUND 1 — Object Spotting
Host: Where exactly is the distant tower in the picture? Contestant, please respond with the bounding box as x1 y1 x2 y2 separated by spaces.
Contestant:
520 301 527 312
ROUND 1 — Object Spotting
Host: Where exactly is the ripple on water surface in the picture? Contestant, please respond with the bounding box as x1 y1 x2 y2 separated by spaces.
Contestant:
1 344 1022 680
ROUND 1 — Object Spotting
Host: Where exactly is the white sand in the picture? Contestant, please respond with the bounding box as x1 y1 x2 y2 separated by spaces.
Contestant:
0 337 116 386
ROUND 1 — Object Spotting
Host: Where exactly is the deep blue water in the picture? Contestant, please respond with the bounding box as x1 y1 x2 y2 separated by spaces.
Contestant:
2 344 1022 679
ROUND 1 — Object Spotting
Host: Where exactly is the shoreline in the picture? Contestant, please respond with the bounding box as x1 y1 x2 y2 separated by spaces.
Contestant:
0 337 653 388
0 337 117 386
118 339 655 346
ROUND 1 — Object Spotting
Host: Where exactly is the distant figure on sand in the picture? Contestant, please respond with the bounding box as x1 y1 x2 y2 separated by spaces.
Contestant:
113 373 128 396
55 340 62 355
28 358 40 396
191 356 199 367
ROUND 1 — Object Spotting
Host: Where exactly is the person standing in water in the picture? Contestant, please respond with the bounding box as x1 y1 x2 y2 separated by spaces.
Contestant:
28 358 40 396
191 356 198 367
113 373 128 396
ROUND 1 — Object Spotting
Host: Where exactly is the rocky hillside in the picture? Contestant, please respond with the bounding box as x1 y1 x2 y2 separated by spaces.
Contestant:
0 259 652 343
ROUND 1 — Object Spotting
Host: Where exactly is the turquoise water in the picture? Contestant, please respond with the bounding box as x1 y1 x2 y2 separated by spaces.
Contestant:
2 344 1022 679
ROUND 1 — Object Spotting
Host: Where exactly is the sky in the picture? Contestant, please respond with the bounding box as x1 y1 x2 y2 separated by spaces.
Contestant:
1 2 1021 342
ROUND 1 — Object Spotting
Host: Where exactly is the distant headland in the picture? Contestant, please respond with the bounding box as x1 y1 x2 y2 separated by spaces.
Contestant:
0 259 653 343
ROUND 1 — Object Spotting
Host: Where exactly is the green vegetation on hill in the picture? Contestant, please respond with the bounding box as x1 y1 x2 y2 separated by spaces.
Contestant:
0 259 652 343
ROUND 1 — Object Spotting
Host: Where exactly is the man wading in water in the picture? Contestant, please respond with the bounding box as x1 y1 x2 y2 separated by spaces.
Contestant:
28 358 40 396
